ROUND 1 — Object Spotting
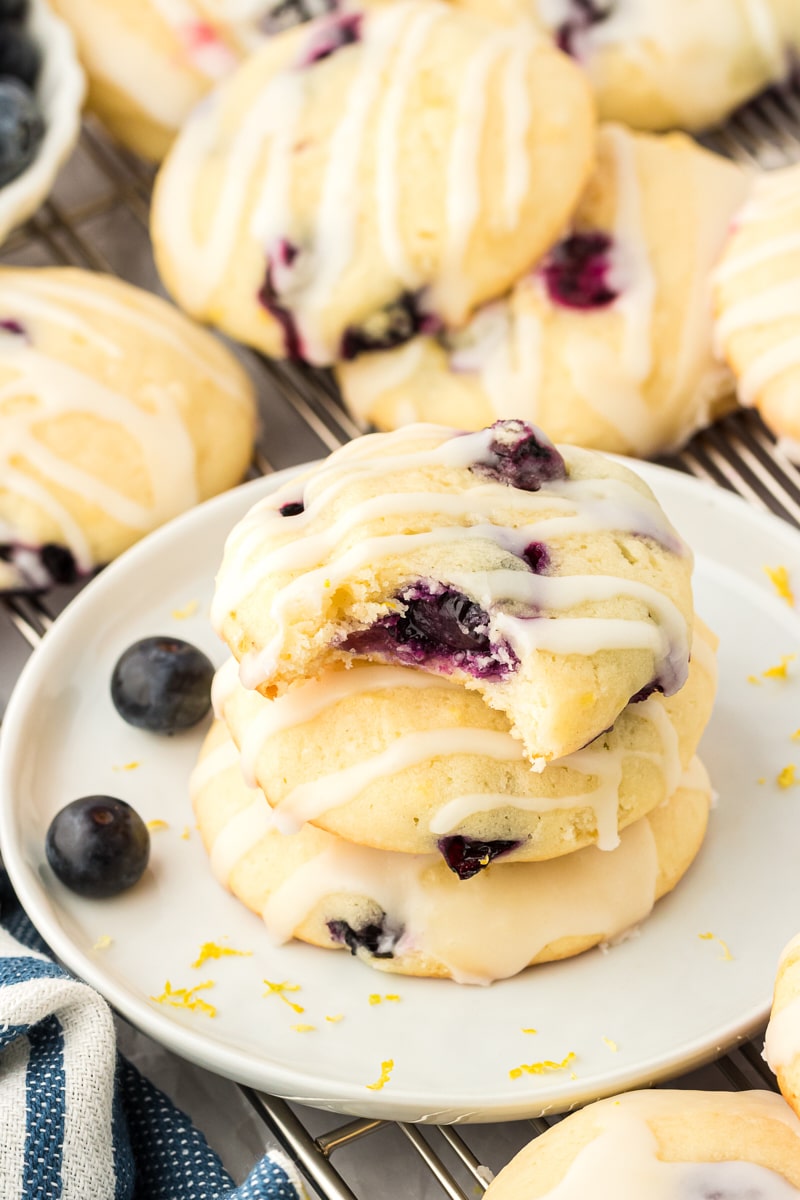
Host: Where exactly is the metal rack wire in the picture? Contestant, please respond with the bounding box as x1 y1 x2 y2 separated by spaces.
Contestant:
2 90 800 1197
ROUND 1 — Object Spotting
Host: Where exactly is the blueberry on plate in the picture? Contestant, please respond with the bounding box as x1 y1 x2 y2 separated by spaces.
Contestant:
110 636 214 734
0 78 43 187
45 796 150 899
0 0 28 22
0 28 41 89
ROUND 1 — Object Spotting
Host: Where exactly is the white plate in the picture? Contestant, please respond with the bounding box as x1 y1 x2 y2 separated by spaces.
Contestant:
1 461 799 1124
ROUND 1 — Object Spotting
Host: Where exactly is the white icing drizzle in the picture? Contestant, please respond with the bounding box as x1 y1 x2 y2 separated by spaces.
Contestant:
714 233 800 283
189 736 240 795
739 337 800 408
294 6 409 363
741 0 784 70
528 1091 800 1198
0 331 198 565
374 4 444 287
501 41 533 230
210 797 275 886
715 280 800 349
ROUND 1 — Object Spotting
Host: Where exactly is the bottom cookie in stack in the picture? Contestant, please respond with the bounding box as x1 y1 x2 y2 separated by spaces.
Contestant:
191 717 712 984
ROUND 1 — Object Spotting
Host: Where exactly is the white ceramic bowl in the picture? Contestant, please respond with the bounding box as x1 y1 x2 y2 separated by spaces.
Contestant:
0 0 85 245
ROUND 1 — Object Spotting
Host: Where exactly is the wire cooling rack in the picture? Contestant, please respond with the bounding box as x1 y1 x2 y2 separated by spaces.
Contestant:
3 86 800 1197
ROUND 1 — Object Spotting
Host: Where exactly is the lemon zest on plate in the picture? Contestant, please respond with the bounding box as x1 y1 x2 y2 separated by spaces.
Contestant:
763 655 796 681
192 942 252 969
366 1059 395 1091
521 1028 538 1035
509 1052 575 1080
171 599 200 620
93 935 113 951
369 993 401 1006
325 1014 344 1024
150 980 216 1017
181 825 191 840
112 761 140 772
263 979 304 1014
764 565 795 606
778 764 798 789
292 1024 315 1033
698 932 733 961
146 819 169 832
602 1037 618 1052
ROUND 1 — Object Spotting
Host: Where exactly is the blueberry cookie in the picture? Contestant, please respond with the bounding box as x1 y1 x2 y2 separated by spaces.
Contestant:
483 1089 800 1197
0 267 256 592
213 421 695 765
458 0 800 134
338 125 751 458
151 2 595 366
765 934 800 1121
214 618 715 861
713 164 800 459
50 0 268 160
192 719 711 981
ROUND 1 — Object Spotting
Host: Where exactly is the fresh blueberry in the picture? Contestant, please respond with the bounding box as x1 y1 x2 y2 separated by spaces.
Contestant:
542 232 617 310
40 544 76 585
437 835 522 880
279 500 305 517
340 292 441 360
45 796 150 899
0 28 41 89
471 419 567 492
327 915 400 958
0 78 43 187
110 637 214 734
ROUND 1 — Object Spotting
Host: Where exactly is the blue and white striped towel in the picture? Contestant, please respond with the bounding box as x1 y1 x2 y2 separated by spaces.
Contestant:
0 883 306 1200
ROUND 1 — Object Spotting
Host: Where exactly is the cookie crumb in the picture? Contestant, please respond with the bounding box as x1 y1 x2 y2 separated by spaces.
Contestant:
171 599 199 620
93 935 113 952
263 978 304 1014
150 979 216 1017
509 1052 576 1080
366 1059 395 1091
192 941 252 969
764 566 794 606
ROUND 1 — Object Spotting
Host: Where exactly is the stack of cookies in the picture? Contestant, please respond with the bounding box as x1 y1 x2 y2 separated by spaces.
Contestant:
191 420 718 983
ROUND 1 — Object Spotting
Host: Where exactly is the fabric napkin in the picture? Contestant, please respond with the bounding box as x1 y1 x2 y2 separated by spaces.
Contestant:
0 878 307 1200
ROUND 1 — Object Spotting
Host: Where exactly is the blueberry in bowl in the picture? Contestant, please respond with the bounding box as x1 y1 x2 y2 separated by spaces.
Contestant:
0 0 84 245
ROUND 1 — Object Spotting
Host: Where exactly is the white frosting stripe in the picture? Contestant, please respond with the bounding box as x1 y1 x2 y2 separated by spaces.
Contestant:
210 797 275 887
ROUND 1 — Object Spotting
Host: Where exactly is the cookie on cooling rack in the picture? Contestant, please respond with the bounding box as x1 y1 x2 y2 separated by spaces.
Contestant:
214 619 715 860
192 719 712 982
765 933 800 1120
0 267 256 593
151 1 595 366
483 1088 800 1196
212 421 695 765
49 0 270 159
453 0 800 133
713 163 800 460
338 124 751 458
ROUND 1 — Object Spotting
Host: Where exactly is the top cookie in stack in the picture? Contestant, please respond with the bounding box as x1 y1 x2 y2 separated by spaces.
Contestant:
213 419 693 765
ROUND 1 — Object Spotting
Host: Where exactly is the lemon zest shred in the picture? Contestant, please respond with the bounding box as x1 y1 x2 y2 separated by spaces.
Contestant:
366 1059 395 1091
521 1028 538 1035
764 566 795 606
778 764 798 789
292 1024 316 1033
747 675 761 686
792 730 800 742
93 935 113 951
112 761 140 772
192 942 252 969
263 979 304 1014
698 932 733 961
325 1014 344 1024
509 1052 576 1080
150 979 216 1017
602 1037 618 1052
146 819 169 832
171 599 199 620
763 655 796 681
181 826 191 840
758 777 766 785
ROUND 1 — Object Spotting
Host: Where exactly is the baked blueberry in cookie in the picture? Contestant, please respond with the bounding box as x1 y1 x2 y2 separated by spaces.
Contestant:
542 232 616 310
327 916 400 958
298 11 361 66
0 78 43 187
437 836 523 880
554 0 613 58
